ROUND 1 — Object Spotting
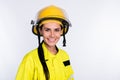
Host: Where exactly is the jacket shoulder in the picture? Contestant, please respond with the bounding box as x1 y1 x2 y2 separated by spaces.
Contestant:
59 49 70 60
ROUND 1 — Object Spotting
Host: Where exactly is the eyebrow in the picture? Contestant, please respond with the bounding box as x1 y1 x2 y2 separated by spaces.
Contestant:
43 27 61 29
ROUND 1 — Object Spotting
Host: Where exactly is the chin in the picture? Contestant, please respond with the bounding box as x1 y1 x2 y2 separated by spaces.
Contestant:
48 41 56 45
45 41 56 47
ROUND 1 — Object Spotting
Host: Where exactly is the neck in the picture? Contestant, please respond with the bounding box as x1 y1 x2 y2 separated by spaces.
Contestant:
45 44 58 55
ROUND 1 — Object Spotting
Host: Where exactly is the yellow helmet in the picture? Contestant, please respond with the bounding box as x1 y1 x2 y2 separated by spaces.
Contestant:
32 5 71 35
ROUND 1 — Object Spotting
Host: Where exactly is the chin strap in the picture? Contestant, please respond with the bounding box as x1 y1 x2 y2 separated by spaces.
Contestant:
62 21 67 47
63 28 66 47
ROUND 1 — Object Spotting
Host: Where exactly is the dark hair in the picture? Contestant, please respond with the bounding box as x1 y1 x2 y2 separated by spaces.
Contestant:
38 41 50 80
36 25 50 80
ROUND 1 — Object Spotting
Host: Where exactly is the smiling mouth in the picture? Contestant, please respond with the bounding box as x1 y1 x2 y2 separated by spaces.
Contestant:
48 38 56 42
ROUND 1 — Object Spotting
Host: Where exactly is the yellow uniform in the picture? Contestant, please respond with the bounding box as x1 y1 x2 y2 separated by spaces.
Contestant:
16 43 74 80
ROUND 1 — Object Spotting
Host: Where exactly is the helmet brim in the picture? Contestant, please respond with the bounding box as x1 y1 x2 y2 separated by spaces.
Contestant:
32 17 71 36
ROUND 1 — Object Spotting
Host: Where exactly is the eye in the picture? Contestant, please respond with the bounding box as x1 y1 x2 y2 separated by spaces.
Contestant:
44 28 50 31
55 28 61 32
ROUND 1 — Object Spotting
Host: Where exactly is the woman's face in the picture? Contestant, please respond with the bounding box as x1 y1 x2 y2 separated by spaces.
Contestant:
40 22 62 47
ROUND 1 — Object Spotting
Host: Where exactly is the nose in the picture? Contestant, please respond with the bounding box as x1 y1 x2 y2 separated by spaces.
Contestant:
50 31 55 37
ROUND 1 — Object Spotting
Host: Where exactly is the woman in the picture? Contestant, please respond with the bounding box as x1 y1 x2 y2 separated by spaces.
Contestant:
16 5 74 80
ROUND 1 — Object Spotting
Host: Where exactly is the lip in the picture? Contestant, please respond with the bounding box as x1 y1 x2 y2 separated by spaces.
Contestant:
47 38 56 43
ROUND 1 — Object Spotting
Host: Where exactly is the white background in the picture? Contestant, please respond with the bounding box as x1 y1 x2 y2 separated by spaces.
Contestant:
0 0 120 80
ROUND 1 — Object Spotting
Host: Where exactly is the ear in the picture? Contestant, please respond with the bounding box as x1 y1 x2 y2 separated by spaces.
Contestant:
60 29 63 36
38 28 43 35
60 25 63 36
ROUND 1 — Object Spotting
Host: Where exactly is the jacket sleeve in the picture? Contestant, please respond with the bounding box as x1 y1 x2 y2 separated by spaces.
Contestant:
66 65 74 80
16 54 35 80
62 50 74 80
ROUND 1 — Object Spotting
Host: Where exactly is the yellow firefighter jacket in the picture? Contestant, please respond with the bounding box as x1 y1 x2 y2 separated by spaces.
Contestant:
16 42 74 80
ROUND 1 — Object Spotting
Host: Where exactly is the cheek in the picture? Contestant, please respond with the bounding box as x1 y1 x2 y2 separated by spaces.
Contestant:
56 33 61 38
42 32 49 37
